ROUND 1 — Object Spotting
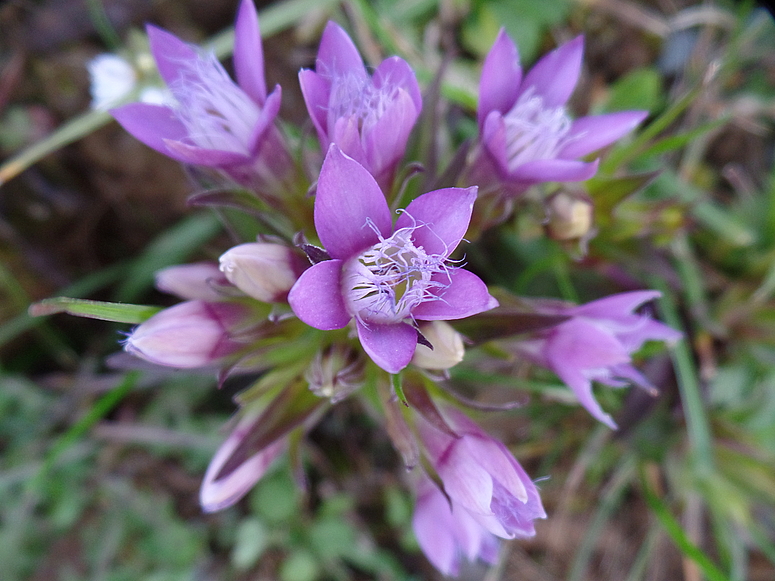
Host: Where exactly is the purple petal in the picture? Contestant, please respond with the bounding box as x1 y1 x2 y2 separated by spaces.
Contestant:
315 145 391 259
558 111 649 159
248 84 282 154
361 88 419 185
552 364 617 429
110 103 191 161
519 35 584 109
616 319 682 353
478 28 522 129
146 25 198 87
396 187 477 257
355 320 417 373
412 487 460 576
373 56 422 115
547 318 631 372
462 436 527 503
481 111 510 176
510 157 599 183
233 0 266 104
154 262 229 300
288 260 351 330
163 140 251 167
332 116 368 166
570 290 662 318
439 440 494 515
413 269 498 321
316 21 367 79
299 69 331 145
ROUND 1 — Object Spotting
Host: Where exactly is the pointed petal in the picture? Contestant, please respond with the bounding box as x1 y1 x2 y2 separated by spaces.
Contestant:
519 35 584 109
146 25 198 87
616 318 682 352
478 28 522 128
481 110 510 176
332 115 368 166
299 69 331 145
552 362 617 429
247 84 282 154
288 260 351 330
439 441 494 515
396 186 477 257
413 269 498 321
361 89 418 180
462 436 527 502
356 320 417 373
315 145 391 259
373 56 422 114
110 103 193 162
571 290 662 318
547 318 631 371
510 157 599 183
316 21 367 79
558 111 648 159
234 0 266 104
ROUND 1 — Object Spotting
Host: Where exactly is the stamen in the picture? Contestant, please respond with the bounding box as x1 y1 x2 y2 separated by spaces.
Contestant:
503 87 572 172
327 72 401 133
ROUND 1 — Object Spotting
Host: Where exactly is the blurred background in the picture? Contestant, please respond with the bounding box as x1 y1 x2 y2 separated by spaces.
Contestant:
1 0 774 579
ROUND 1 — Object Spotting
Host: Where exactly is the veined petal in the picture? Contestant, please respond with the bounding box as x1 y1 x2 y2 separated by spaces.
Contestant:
396 187 477 257
510 157 599 183
316 21 367 79
439 441 494 515
361 89 418 180
146 25 198 86
315 145 391 259
299 69 331 145
355 320 417 373
558 110 648 159
288 260 351 330
519 35 584 109
110 103 189 160
478 28 522 129
413 269 498 321
373 56 422 115
234 0 266 104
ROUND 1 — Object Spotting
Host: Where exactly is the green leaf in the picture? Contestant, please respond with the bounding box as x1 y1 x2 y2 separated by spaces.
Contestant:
28 297 161 324
586 171 660 217
603 68 664 113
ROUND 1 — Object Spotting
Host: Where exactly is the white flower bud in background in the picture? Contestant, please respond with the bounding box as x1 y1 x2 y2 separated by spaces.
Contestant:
411 321 465 370
219 243 305 303
544 191 594 241
88 54 137 110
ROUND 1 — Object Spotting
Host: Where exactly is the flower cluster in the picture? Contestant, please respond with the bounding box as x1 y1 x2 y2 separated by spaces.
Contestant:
44 2 682 576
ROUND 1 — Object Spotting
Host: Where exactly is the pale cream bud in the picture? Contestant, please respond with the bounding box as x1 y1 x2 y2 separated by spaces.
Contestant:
411 321 465 370
545 191 594 241
219 243 304 303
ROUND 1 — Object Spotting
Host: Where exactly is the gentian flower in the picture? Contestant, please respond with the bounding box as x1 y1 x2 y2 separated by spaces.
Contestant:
418 407 546 540
111 0 292 194
299 22 422 191
288 145 498 374
412 474 499 577
219 242 307 303
474 30 648 195
515 290 682 428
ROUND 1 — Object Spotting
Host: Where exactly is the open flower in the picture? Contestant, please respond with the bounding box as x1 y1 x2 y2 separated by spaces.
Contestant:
475 30 648 195
299 21 422 191
288 145 497 373
418 407 546 540
515 290 682 428
111 0 291 193
412 474 500 577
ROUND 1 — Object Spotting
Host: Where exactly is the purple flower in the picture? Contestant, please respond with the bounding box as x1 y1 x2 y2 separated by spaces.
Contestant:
475 30 648 194
200 405 286 512
412 474 499 577
124 300 248 368
299 22 422 191
418 407 546 540
516 290 682 428
111 0 291 192
288 145 497 374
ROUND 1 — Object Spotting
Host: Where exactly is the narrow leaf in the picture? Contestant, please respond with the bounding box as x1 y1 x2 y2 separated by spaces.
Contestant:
29 297 161 324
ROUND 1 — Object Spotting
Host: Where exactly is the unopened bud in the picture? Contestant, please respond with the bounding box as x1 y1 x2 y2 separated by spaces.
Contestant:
155 262 229 300
412 321 465 370
219 243 305 303
306 344 365 403
125 300 246 368
544 191 594 241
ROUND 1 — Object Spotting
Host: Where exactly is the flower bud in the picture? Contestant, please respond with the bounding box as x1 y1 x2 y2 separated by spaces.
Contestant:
412 321 465 370
124 300 246 368
155 262 230 300
219 243 305 303
544 191 594 241
306 344 364 403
